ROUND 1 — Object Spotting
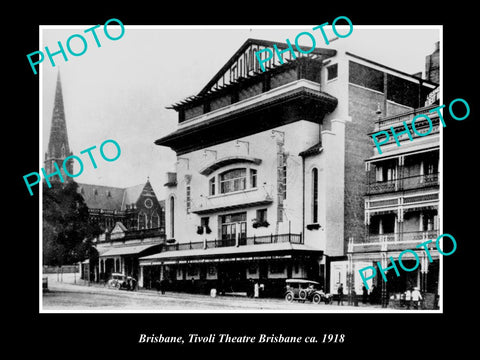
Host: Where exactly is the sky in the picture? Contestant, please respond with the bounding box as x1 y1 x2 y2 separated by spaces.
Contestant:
40 25 440 199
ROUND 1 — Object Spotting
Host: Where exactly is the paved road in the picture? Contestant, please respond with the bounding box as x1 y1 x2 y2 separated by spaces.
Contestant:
42 275 378 312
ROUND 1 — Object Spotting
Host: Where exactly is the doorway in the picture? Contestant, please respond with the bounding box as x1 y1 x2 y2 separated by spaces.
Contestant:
220 212 247 246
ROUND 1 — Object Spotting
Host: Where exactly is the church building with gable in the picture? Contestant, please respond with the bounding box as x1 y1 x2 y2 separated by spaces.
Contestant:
44 71 166 284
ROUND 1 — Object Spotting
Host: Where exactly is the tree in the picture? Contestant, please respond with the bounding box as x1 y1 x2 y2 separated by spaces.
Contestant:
43 180 102 266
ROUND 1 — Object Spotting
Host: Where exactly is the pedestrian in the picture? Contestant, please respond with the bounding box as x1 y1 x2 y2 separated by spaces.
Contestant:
254 281 259 298
362 285 368 304
370 284 377 304
352 289 358 306
160 278 166 294
337 283 344 306
248 278 254 298
405 288 412 309
411 287 422 309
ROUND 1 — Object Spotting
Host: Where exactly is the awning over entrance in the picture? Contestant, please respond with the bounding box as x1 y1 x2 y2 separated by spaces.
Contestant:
100 243 161 257
139 243 322 266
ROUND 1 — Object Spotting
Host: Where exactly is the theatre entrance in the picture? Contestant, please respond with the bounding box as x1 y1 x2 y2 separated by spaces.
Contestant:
218 262 247 293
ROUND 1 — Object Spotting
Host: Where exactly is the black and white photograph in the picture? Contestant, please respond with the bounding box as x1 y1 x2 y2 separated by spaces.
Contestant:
13 5 476 355
39 25 442 313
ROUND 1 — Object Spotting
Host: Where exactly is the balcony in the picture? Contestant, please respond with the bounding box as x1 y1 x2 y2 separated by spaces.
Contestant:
163 233 303 252
374 104 440 132
349 230 439 253
155 79 338 156
191 188 273 215
367 173 439 195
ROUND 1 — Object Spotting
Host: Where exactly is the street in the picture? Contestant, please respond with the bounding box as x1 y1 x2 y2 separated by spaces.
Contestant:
42 273 381 312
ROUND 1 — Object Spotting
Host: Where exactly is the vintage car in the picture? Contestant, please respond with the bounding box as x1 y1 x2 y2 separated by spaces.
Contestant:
284 279 332 304
107 273 137 291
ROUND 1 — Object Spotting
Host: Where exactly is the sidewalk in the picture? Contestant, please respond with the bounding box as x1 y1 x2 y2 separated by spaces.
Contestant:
43 272 435 311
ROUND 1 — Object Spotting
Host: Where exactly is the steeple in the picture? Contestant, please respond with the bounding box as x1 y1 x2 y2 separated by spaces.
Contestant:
44 71 73 180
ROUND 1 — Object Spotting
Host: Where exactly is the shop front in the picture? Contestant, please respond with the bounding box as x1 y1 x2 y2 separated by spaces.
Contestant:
139 243 323 298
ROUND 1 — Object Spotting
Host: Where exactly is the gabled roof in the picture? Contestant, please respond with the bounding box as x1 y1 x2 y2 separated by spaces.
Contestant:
198 38 337 96
122 183 145 209
77 183 125 211
77 181 157 211
168 38 337 110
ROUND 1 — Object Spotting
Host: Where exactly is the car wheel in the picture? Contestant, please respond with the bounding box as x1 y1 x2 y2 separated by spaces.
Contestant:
299 289 307 300
285 292 294 303
313 294 321 304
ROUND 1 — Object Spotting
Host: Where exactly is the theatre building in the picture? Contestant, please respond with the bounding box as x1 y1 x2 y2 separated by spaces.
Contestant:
139 38 437 297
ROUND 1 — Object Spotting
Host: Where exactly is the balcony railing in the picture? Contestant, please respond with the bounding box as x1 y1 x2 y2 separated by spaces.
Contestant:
350 230 439 253
163 233 303 252
97 227 166 243
374 104 440 131
367 173 439 194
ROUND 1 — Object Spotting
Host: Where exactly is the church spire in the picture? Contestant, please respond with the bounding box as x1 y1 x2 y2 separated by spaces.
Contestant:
45 71 73 179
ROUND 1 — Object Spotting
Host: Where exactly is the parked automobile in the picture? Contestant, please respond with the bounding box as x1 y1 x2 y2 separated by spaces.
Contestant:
107 273 137 291
284 279 332 304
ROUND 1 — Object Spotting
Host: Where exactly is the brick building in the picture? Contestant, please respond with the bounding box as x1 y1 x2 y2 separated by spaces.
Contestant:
348 42 441 308
138 38 437 297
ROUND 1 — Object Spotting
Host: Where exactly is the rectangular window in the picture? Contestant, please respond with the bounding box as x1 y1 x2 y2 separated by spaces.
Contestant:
201 217 209 227
386 73 420 108
327 63 338 81
256 209 267 222
250 169 257 188
209 177 216 195
349 61 384 93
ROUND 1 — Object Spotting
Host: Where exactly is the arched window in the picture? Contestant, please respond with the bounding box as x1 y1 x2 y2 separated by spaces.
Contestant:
138 211 147 230
312 168 319 223
170 196 175 238
151 212 160 228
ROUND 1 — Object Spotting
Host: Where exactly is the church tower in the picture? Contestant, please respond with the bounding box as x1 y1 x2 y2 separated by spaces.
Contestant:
44 71 73 181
